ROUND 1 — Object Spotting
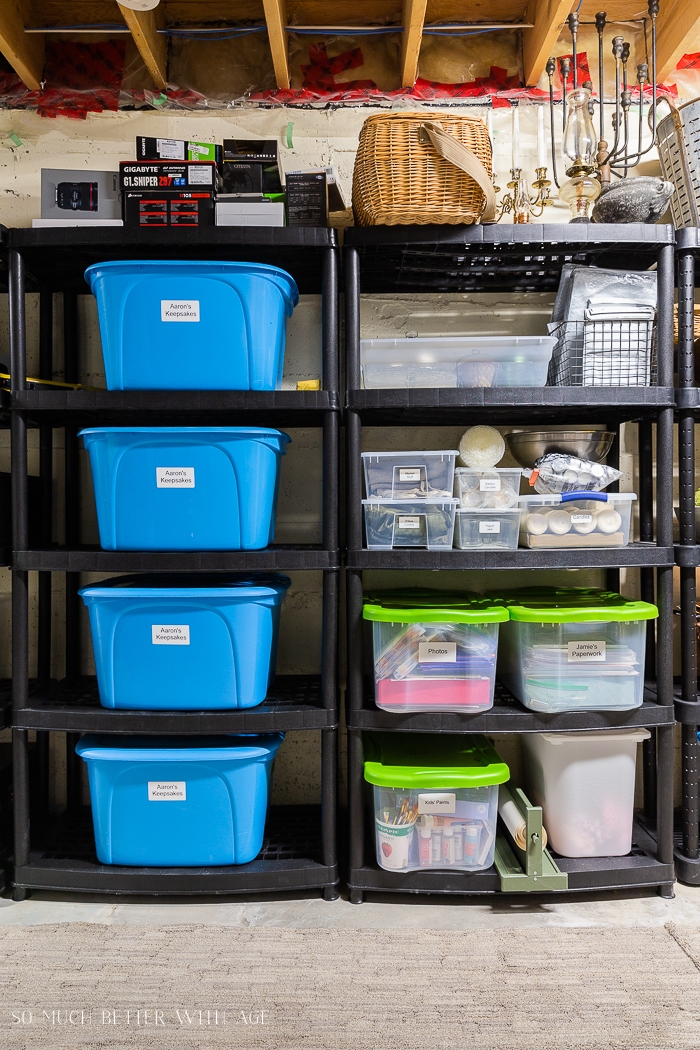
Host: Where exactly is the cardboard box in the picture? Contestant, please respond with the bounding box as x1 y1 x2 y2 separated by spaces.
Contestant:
285 171 328 227
41 168 121 220
136 137 222 163
223 139 277 163
285 166 347 211
216 202 285 227
122 191 215 228
33 218 124 228
119 161 216 193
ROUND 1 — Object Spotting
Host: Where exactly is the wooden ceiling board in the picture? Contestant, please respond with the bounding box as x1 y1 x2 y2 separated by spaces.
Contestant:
262 0 290 88
117 2 167 88
0 0 45 88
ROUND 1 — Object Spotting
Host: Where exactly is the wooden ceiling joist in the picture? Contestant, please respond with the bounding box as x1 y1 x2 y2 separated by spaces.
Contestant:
522 0 575 87
655 4 700 84
0 0 44 91
263 0 290 90
401 0 428 87
117 2 168 91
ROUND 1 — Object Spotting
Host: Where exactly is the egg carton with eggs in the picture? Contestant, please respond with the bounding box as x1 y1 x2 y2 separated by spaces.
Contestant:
518 492 636 549
455 468 523 509
526 454 622 496
362 451 458 501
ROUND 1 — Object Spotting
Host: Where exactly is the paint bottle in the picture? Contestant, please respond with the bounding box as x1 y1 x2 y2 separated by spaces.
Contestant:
453 826 464 864
430 827 442 865
419 827 432 867
464 824 479 865
441 825 455 865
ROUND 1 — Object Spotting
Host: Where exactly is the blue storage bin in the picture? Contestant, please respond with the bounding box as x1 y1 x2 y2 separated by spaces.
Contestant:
80 427 290 550
80 574 291 710
76 733 284 866
85 260 299 391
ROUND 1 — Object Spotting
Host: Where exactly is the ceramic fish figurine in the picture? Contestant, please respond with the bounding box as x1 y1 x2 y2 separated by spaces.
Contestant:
591 176 674 224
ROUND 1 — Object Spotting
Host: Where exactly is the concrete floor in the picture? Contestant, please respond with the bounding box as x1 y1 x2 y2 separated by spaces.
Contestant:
3 884 700 929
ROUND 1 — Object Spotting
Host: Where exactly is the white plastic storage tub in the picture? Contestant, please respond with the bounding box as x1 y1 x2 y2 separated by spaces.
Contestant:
454 509 521 550
363 590 508 713
454 467 522 509
518 492 636 548
363 499 459 550
363 733 509 872
362 451 457 499
522 729 650 857
493 588 658 712
360 336 556 389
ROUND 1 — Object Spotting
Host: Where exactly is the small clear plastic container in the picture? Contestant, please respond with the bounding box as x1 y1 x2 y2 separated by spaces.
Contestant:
454 509 521 550
362 451 458 500
363 499 459 550
363 733 509 873
518 492 636 548
363 590 508 713
492 588 658 712
454 467 522 509
360 336 556 390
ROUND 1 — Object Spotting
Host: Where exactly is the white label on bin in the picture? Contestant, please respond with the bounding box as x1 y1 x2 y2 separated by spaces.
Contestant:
148 781 186 801
156 467 195 488
479 478 501 492
156 138 185 159
479 520 501 534
161 299 200 322
188 166 213 185
398 468 421 482
571 514 593 524
418 792 456 815
418 642 457 663
567 640 606 662
397 515 421 530
152 624 190 645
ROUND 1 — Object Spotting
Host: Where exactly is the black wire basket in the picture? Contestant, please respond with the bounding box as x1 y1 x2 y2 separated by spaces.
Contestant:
547 319 656 387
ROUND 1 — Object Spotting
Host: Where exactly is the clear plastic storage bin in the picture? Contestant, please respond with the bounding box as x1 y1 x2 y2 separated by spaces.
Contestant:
79 573 290 710
363 499 459 550
454 509 521 550
492 588 658 712
85 260 298 391
76 733 284 866
364 733 509 872
454 467 522 509
363 590 508 712
518 492 636 548
522 729 650 857
362 451 457 499
360 336 556 389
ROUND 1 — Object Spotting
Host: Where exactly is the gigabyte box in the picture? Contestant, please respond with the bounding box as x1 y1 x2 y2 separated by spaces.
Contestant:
41 168 121 220
223 139 278 163
136 137 222 163
119 161 217 192
122 190 215 228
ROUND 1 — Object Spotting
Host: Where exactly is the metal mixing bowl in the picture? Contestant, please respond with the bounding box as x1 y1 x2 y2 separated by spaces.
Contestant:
505 430 615 468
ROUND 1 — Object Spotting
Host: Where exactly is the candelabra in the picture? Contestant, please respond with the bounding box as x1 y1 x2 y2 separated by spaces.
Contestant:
495 166 553 222
547 0 667 223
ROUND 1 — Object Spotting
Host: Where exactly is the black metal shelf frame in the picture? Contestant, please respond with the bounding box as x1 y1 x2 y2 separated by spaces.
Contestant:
673 227 700 886
344 224 676 903
7 228 340 900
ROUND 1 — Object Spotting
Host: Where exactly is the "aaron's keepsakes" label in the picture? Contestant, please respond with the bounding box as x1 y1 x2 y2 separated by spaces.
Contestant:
152 625 190 645
148 781 186 801
160 299 200 322
156 467 195 488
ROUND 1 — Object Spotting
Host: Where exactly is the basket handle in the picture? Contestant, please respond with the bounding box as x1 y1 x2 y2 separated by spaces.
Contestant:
420 121 497 223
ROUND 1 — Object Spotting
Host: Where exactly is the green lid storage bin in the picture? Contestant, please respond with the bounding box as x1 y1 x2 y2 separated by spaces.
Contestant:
491 588 658 713
363 590 508 713
364 733 509 873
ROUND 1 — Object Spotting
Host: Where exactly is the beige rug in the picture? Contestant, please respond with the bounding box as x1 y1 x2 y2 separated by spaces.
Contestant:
1 923 700 1048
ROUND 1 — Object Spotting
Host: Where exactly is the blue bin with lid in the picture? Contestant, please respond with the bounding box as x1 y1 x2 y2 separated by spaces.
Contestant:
79 574 291 710
85 260 299 391
80 426 290 550
76 733 284 866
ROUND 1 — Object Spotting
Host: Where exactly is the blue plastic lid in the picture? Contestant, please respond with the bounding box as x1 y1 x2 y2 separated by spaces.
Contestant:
77 426 290 444
79 573 291 599
76 733 284 761
84 260 299 314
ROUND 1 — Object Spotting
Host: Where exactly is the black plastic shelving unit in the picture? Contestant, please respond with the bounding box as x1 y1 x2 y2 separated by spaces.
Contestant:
344 223 676 902
7 226 340 899
673 228 700 885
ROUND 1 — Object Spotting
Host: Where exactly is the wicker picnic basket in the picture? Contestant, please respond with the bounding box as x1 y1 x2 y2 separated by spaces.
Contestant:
352 112 497 226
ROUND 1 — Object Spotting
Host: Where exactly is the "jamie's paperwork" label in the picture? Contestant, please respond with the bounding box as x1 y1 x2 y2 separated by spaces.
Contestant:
567 640 606 662
148 781 186 801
